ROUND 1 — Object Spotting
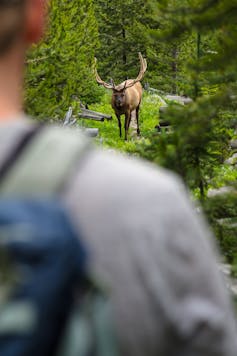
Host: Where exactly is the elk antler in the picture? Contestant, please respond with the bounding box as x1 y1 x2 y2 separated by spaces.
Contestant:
124 52 147 89
94 58 115 89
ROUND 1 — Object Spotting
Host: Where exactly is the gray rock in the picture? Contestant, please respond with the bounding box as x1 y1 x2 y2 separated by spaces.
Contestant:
219 263 237 297
225 153 237 165
165 95 193 105
207 186 235 197
84 128 99 137
230 139 237 149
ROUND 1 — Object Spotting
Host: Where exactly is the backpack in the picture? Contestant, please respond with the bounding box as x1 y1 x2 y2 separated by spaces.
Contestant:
0 125 119 356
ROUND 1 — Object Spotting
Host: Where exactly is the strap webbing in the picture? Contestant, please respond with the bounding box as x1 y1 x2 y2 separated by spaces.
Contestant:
0 125 43 183
0 126 90 197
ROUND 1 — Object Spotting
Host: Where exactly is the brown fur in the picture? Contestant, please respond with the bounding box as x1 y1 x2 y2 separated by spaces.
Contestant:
94 53 147 140
111 81 143 140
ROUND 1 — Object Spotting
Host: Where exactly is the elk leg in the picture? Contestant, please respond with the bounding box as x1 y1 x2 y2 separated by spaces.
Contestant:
116 114 122 138
136 105 140 136
125 112 131 141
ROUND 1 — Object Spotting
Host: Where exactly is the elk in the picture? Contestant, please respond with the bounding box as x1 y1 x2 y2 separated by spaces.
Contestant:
94 53 147 140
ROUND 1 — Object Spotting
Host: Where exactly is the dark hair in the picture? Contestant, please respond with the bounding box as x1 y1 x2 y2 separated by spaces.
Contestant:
0 1 24 5
0 0 25 55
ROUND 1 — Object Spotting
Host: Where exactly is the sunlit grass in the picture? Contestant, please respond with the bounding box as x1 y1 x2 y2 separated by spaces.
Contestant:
77 91 162 154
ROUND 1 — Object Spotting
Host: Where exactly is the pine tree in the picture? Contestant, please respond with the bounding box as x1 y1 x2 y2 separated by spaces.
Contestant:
95 0 150 83
138 0 236 197
144 0 183 93
25 0 102 120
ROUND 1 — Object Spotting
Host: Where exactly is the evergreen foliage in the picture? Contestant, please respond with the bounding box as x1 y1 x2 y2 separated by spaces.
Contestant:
145 1 185 93
137 0 236 197
25 0 102 121
95 0 149 83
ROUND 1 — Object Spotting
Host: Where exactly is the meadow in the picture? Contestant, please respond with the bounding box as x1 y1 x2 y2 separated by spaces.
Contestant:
79 91 162 154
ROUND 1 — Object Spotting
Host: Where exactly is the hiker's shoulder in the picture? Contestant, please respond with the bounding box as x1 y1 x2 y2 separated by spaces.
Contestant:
69 147 186 203
3 119 90 158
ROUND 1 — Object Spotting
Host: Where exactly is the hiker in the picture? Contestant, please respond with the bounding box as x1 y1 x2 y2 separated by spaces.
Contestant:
0 1 236 355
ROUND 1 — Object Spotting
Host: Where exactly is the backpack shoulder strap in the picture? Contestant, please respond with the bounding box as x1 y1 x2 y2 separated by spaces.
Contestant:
0 126 91 197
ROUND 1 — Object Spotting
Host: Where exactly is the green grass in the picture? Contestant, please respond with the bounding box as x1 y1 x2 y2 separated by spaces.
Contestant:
77 92 161 154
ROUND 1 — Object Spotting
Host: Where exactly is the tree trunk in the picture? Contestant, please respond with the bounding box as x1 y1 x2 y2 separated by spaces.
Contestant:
171 45 178 94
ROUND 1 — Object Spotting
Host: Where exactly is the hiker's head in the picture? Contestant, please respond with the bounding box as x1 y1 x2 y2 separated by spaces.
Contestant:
0 0 46 56
0 0 46 119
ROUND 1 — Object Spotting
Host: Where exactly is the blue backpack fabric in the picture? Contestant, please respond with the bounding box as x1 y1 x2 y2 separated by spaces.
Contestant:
0 126 119 356
0 199 88 356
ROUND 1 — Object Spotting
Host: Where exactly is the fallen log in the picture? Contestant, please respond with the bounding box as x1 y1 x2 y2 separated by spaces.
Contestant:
79 108 112 120
78 108 112 121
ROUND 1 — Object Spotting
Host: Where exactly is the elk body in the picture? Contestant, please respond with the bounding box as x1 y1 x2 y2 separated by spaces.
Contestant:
94 53 147 140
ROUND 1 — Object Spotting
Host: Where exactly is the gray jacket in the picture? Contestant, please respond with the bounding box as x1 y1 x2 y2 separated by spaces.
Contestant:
0 119 236 356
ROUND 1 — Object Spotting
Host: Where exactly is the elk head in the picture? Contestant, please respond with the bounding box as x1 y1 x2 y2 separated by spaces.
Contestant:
94 53 147 140
94 52 147 92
